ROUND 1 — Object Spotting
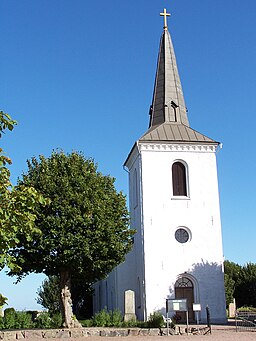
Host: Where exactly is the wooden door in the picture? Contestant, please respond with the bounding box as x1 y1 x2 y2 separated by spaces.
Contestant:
175 277 195 322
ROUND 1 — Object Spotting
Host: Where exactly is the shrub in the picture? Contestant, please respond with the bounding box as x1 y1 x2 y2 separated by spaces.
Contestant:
80 319 94 327
147 312 165 328
110 310 123 327
122 318 138 328
92 308 123 327
35 312 52 329
4 308 15 317
0 316 4 329
35 311 62 329
93 308 111 327
15 312 34 329
137 320 148 328
3 308 16 329
26 310 39 322
51 313 62 328
0 309 62 330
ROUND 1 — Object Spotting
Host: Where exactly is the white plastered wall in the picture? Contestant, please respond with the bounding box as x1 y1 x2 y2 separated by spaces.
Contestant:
93 142 226 324
137 143 226 323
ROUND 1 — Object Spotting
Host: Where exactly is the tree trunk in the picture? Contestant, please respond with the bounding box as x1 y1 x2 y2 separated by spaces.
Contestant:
60 269 81 328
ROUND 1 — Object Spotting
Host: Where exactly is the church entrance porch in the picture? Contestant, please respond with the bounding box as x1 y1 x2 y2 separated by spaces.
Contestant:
174 277 195 322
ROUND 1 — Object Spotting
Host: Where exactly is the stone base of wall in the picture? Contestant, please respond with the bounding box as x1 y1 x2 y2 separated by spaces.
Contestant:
0 326 211 339
0 327 165 339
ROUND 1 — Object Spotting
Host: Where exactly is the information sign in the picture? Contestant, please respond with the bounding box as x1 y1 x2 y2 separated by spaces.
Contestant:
166 299 187 312
193 303 201 312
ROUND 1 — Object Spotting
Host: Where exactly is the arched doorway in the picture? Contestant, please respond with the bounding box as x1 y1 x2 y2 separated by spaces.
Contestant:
175 277 195 322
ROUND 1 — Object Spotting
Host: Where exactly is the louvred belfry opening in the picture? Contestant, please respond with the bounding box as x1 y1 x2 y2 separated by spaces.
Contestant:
172 162 187 196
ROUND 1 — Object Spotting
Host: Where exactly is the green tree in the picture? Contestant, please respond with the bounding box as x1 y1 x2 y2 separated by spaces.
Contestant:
224 260 242 283
235 263 256 308
224 260 242 307
224 260 256 308
224 273 235 307
0 111 48 271
37 275 92 319
9 151 134 328
37 276 60 315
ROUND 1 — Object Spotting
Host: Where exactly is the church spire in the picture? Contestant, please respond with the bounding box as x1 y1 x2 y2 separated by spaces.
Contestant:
149 8 189 128
138 8 217 144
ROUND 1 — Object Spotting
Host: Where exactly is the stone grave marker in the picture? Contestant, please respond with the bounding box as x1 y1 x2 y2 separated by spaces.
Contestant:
124 290 136 321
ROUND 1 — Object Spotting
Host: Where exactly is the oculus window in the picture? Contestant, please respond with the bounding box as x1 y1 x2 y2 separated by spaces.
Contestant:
175 228 190 244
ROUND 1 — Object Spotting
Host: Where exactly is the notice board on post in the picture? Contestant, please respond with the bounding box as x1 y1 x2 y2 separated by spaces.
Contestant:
166 299 187 312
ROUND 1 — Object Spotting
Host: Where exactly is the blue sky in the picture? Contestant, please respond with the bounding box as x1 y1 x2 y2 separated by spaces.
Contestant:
1 0 256 310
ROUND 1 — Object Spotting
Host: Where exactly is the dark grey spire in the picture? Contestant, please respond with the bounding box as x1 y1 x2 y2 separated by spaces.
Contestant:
149 25 189 128
139 9 217 144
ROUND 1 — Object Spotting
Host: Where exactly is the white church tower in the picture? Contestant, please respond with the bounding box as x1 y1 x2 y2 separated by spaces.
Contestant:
93 8 226 324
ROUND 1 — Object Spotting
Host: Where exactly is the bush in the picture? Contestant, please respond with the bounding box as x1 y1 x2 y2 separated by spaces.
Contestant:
3 308 16 329
35 311 62 329
110 310 123 327
122 318 138 328
0 308 62 330
35 312 52 329
80 319 94 327
51 313 62 328
93 308 111 327
146 312 165 328
92 308 123 327
0 309 35 330
15 312 34 329
136 320 148 328
0 316 4 329
4 308 15 316
86 309 166 329
26 310 39 322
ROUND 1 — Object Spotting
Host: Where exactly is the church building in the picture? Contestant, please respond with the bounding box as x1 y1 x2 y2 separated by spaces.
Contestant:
93 9 226 324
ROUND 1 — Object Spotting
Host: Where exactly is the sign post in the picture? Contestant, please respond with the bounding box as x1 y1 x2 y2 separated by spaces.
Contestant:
193 303 201 326
166 299 188 335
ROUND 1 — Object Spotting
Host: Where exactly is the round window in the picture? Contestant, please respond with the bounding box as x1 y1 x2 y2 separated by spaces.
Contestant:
175 228 190 243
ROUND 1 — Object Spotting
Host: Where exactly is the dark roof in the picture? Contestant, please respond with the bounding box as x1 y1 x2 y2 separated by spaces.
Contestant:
139 123 218 143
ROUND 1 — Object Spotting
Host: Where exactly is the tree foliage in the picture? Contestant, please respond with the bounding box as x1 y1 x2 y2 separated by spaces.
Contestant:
224 273 235 307
235 263 256 308
0 294 8 308
9 150 134 327
37 275 92 318
37 276 61 315
0 111 48 271
224 260 256 308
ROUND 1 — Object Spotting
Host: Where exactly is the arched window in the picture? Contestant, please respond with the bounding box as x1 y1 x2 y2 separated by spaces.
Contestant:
172 162 187 196
175 277 193 288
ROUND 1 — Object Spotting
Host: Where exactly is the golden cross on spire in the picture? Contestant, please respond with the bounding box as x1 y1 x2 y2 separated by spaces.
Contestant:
160 8 170 30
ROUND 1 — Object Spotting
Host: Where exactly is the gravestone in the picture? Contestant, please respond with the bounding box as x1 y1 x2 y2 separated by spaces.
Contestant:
124 290 136 321
228 298 236 318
